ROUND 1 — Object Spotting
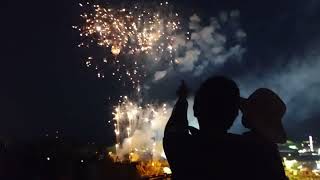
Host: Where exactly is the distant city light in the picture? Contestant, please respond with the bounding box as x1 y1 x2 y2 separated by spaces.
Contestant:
289 145 298 150
298 149 307 154
46 157 50 161
283 158 297 169
309 135 314 152
81 159 84 163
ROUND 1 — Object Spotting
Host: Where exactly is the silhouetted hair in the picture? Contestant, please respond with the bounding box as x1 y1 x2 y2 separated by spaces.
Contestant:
193 76 240 131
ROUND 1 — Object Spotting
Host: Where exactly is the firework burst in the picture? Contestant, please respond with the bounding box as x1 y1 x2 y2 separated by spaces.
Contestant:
73 1 181 89
111 96 170 159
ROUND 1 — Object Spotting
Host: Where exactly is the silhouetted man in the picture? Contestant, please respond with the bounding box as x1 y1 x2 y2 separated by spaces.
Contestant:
163 76 245 179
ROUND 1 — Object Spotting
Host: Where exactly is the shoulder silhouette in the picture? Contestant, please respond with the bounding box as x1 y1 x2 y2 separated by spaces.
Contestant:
240 88 288 180
164 76 246 179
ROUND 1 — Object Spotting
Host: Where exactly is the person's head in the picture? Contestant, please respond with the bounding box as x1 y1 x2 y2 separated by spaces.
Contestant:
193 76 240 133
240 88 287 143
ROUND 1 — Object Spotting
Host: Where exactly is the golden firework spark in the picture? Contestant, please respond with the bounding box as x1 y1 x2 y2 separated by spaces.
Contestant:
74 2 181 89
111 96 169 158
75 2 180 56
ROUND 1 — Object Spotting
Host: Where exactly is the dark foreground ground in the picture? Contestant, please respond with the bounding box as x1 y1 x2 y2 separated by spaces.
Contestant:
0 139 170 180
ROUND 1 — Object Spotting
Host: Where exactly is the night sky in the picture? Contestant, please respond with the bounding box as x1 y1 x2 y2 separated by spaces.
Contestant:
1 0 320 144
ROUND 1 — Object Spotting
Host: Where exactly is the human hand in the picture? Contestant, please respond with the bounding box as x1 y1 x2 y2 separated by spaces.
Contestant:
176 80 189 98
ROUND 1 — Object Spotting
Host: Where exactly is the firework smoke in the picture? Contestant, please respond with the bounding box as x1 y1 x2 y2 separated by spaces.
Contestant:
147 11 246 102
230 50 320 136
155 11 246 80
112 96 171 160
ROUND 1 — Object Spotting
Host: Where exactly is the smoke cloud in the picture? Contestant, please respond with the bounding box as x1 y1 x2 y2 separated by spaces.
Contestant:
174 12 246 76
232 52 320 136
153 70 168 81
149 11 246 82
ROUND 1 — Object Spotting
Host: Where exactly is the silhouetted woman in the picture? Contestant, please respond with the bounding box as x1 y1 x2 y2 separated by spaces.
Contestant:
240 88 288 180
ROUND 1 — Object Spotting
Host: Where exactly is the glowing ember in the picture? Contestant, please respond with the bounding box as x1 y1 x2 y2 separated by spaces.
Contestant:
111 45 121 55
136 160 170 177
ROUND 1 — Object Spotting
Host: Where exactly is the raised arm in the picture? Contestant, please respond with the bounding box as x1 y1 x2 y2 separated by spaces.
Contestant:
163 81 190 178
164 80 189 136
